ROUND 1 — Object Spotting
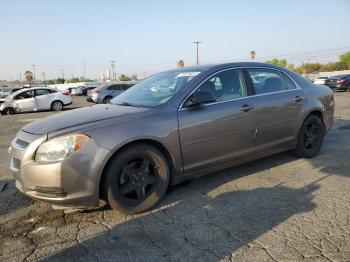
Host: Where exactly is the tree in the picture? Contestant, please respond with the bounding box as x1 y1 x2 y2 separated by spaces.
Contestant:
295 63 322 74
119 74 131 81
250 51 256 60
24 71 33 86
266 58 287 68
340 51 350 69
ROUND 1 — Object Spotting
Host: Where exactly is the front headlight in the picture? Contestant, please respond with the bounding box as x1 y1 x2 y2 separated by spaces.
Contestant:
35 134 89 163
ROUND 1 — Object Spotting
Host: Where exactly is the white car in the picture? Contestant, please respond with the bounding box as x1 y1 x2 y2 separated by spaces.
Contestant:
0 89 11 98
314 76 328 85
0 87 72 115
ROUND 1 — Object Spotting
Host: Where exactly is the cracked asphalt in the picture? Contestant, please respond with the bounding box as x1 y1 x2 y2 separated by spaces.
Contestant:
0 93 350 262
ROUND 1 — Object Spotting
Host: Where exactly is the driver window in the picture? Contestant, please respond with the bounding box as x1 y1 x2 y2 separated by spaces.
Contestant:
194 69 247 103
14 91 33 100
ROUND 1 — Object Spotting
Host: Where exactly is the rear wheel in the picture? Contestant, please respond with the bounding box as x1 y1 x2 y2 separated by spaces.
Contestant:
293 115 325 158
1 107 15 115
51 101 63 111
103 144 170 214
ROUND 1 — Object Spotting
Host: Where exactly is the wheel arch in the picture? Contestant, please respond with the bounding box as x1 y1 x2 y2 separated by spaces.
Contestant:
98 138 176 199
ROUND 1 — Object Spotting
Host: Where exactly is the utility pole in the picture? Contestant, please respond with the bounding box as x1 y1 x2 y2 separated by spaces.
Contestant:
42 72 45 82
60 68 65 79
32 64 37 83
83 62 86 80
110 60 116 80
193 41 202 65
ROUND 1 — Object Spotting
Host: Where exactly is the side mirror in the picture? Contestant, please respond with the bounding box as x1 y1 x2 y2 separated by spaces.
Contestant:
185 91 216 107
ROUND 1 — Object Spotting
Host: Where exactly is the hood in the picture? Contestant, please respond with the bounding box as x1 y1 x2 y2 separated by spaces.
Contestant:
22 104 149 135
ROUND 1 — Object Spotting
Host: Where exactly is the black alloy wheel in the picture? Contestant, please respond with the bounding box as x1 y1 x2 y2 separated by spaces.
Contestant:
294 115 325 158
103 144 170 214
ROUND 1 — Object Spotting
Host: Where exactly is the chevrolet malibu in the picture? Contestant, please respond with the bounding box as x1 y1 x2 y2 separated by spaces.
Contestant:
9 62 334 214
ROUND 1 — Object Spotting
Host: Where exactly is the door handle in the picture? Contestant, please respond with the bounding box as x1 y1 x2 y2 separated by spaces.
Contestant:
293 96 304 102
240 104 255 112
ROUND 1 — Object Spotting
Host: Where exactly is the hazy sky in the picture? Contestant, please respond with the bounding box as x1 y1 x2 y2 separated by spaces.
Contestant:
0 0 349 80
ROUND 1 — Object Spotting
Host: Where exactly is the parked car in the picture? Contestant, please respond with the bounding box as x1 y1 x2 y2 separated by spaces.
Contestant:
0 87 72 115
314 76 328 85
70 86 84 96
86 82 137 103
8 62 334 214
324 74 350 91
82 86 96 96
0 89 11 98
71 86 97 96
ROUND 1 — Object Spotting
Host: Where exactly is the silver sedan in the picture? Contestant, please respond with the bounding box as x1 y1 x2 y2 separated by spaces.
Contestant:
8 62 334 214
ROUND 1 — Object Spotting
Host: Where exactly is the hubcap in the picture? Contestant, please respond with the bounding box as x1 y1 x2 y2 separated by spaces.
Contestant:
118 158 158 202
53 102 62 111
303 121 320 149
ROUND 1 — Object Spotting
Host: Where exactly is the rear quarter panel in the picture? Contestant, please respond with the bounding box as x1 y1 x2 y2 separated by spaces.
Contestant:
298 84 334 132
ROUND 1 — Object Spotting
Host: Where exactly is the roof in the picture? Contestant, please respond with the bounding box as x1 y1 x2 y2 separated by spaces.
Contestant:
165 62 285 73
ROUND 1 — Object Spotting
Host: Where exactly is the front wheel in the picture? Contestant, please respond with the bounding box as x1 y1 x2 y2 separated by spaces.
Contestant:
103 96 112 104
103 144 170 214
1 107 15 115
293 115 325 158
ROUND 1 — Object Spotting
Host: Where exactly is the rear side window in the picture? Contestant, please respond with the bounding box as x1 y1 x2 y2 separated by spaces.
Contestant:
107 85 116 90
35 89 50 96
49 89 58 93
247 69 287 95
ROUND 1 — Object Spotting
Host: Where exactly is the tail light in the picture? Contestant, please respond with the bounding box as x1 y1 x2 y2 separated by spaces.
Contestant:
338 78 348 84
62 92 70 96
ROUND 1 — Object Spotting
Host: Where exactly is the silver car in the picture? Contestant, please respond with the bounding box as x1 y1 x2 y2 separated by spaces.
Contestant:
0 87 72 115
9 62 334 214
86 82 137 104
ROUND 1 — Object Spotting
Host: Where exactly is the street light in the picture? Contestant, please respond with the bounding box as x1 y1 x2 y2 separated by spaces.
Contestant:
193 41 202 65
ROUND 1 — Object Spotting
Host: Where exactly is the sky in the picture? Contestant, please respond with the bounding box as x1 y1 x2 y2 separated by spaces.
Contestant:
0 0 349 80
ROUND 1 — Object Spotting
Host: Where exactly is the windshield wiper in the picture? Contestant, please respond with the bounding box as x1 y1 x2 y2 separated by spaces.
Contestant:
116 102 145 108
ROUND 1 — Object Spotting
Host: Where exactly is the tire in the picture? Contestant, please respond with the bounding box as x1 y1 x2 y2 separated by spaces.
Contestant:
293 115 325 158
103 143 170 214
1 107 15 115
51 101 64 111
103 96 112 104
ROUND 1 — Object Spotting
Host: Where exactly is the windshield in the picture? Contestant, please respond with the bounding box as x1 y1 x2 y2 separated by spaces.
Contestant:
111 70 202 107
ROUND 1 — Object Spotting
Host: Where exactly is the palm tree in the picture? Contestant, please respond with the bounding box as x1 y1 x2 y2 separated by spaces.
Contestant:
250 51 256 60
24 71 33 86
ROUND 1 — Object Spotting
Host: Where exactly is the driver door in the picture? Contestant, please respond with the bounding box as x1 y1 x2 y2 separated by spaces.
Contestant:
178 69 258 174
13 90 36 112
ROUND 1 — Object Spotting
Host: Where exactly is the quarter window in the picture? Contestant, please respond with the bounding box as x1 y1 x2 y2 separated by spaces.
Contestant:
247 69 287 94
194 69 247 103
281 73 297 90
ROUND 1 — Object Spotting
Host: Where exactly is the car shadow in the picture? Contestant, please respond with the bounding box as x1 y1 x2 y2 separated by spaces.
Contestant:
43 171 322 261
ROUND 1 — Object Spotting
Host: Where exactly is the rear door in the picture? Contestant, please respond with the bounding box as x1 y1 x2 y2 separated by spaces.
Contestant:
35 89 52 110
246 68 305 152
178 68 257 173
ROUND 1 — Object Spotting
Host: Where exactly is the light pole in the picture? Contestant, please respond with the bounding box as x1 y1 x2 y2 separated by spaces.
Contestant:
83 62 86 80
110 60 116 80
32 64 37 83
193 41 202 65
